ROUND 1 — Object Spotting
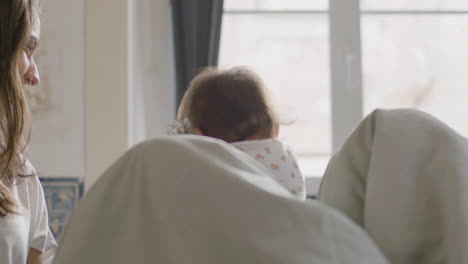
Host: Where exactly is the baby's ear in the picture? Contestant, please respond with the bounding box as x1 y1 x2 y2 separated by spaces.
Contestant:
274 123 280 138
192 128 205 135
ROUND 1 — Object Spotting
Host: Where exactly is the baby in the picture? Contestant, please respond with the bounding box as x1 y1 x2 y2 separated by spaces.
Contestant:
170 67 306 200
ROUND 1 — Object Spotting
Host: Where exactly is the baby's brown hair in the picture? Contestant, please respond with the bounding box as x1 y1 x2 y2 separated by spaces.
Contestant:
177 67 279 143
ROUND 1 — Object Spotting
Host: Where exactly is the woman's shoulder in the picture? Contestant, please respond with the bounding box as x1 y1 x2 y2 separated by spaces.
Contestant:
16 160 41 193
11 160 44 213
23 159 37 176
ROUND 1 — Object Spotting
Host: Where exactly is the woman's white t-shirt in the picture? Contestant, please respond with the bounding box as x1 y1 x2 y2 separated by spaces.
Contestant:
0 161 57 264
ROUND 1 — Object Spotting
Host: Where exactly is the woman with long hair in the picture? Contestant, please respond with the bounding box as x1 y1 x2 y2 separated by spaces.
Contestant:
0 0 56 263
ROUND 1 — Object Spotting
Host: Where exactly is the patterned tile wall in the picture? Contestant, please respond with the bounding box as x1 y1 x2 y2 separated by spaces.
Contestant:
39 178 84 239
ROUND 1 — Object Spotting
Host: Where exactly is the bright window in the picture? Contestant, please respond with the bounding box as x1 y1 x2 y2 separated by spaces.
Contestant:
220 0 468 177
219 1 331 177
361 7 468 137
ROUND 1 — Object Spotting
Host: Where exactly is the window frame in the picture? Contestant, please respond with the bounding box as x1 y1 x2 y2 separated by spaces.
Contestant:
222 0 363 156
221 1 468 181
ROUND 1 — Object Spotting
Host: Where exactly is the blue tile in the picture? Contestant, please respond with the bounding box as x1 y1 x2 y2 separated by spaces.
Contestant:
39 178 83 239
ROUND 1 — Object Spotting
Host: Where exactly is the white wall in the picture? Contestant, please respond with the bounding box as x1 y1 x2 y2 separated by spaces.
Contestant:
85 0 175 189
129 0 176 145
85 0 131 189
29 0 85 178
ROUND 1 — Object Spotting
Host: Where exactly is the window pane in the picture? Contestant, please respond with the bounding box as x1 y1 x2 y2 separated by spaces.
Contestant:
219 14 330 176
362 16 468 136
361 0 468 11
224 0 327 11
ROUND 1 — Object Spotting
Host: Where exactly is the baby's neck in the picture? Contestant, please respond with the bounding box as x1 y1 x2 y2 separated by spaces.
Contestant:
234 135 277 143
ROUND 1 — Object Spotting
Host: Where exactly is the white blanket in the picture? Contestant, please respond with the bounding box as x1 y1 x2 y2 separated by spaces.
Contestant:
54 135 387 263
319 109 468 264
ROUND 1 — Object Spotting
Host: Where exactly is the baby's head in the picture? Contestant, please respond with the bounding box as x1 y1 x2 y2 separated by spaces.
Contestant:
176 67 279 143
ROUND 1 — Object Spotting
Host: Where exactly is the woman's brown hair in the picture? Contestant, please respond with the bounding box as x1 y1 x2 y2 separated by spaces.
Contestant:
177 67 279 143
0 0 39 216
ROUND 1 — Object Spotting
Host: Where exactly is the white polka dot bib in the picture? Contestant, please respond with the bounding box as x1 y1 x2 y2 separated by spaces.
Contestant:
232 139 306 200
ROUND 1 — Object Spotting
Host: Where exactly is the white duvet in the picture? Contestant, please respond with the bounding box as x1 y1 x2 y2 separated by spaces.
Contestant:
54 135 387 263
320 109 468 264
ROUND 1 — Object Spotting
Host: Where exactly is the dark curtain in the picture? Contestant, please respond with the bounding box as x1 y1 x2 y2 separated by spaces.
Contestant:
171 0 224 109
